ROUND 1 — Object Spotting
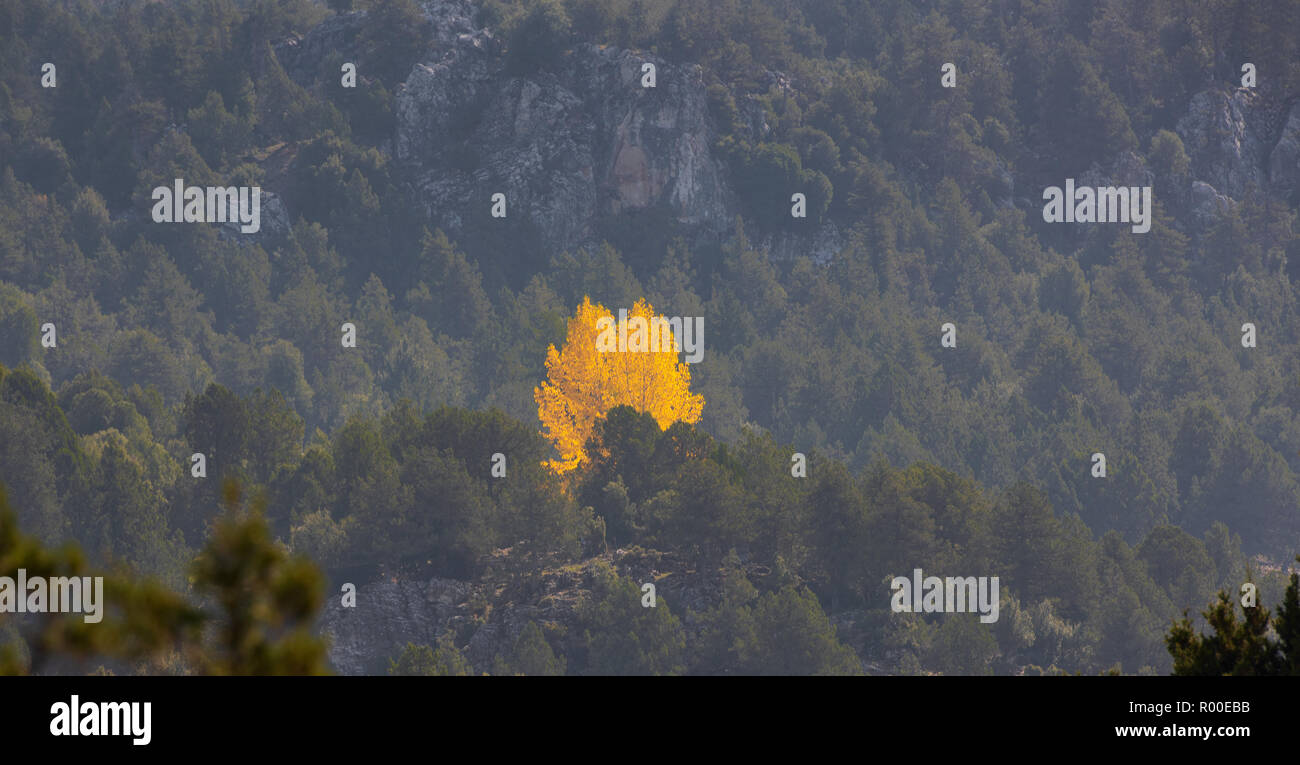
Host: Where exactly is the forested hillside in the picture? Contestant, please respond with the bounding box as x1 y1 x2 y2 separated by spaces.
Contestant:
2 0 1299 675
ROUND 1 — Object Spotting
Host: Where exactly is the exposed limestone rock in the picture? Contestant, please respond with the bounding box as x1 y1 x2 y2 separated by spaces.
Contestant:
1268 101 1300 197
1176 87 1268 201
1190 180 1234 229
764 219 845 265
1176 87 1297 189
273 12 366 87
266 1 842 263
1169 86 1300 227
273 1 482 88
396 34 735 255
207 190 289 245
319 548 721 675
320 576 474 675
423 0 481 47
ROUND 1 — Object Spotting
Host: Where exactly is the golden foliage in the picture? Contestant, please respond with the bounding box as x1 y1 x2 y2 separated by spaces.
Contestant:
535 297 704 473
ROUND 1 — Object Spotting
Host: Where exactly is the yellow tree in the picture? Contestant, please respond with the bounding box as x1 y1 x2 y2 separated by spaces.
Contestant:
535 297 704 473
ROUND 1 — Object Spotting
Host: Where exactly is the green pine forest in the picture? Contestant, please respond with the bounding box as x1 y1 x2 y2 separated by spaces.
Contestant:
2 0 1300 675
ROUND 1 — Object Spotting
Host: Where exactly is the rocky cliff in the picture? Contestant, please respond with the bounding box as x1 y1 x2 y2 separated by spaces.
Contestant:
1042 83 1300 242
394 12 735 256
320 547 718 675
273 3 1300 265
1176 86 1300 210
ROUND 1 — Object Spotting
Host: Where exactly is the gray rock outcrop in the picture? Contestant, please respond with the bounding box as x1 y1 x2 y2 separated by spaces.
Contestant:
1176 87 1268 201
321 575 475 675
320 548 720 675
395 29 736 255
274 12 366 86
1268 101 1300 197
1175 86 1300 221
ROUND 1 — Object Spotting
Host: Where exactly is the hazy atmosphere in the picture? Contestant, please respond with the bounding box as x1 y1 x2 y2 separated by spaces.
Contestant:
1 0 1298 681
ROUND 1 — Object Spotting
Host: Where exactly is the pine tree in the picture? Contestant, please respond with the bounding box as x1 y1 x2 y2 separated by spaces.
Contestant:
1272 558 1300 675
493 621 566 676
389 635 473 676
1165 562 1300 677
190 479 331 675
